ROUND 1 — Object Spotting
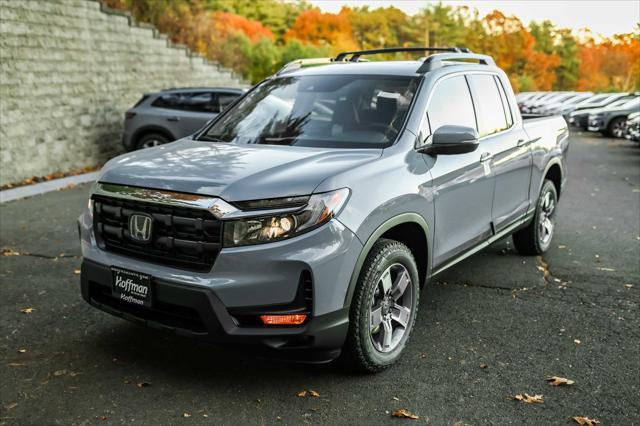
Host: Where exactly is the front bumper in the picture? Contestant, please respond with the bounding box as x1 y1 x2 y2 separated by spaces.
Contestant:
587 117 604 132
78 209 363 361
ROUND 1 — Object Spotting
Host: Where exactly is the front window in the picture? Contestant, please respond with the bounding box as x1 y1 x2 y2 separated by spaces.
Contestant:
200 75 419 148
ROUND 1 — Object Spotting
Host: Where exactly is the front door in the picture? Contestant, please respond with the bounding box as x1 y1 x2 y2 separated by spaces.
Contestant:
422 75 495 268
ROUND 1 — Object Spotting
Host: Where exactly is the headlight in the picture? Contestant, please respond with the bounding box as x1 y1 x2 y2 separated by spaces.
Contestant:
223 188 350 247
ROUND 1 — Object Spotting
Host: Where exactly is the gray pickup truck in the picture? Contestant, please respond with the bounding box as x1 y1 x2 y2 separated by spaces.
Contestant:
79 47 568 372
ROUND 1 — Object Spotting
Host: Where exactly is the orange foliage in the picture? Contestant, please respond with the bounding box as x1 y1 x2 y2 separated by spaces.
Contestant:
212 11 274 42
479 11 560 91
284 8 358 53
578 33 640 91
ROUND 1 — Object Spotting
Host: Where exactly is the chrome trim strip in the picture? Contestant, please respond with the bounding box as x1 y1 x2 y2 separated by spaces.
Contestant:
431 212 534 277
93 183 303 220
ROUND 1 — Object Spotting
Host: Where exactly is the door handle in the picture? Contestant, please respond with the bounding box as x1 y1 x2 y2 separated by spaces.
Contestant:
480 152 493 163
167 116 180 122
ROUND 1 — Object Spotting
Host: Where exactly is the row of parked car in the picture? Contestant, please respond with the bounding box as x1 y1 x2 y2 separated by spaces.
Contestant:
516 91 640 141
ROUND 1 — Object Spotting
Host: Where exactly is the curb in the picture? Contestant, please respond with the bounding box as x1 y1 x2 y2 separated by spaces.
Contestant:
0 172 100 203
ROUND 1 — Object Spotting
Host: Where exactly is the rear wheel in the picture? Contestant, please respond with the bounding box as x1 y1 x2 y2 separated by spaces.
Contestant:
607 117 626 138
513 179 558 255
136 133 169 150
342 239 419 373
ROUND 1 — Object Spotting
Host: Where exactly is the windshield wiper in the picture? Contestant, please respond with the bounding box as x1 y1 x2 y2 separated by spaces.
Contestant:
258 136 297 146
199 135 227 143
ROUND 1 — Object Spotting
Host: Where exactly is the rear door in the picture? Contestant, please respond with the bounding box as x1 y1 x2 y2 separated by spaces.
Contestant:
424 75 496 268
467 74 532 232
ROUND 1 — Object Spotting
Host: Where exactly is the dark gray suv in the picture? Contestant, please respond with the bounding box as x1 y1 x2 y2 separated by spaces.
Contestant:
122 87 245 151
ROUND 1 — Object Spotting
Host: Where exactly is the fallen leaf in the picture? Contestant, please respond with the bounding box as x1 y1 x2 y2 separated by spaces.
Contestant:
558 245 567 249
203 414 208 418
136 382 150 388
276 416 282 421
4 402 18 410
17 348 27 353
574 339 581 345
572 416 600 425
183 412 191 418
392 396 400 401
596 267 615 272
74 269 81 275
100 416 107 421
309 390 320 397
391 409 419 419
53 369 67 377
297 390 307 397
513 393 544 404
7 363 25 367
20 307 35 314
546 376 575 386
624 284 633 289
2 249 21 256
420 353 427 359
480 363 488 369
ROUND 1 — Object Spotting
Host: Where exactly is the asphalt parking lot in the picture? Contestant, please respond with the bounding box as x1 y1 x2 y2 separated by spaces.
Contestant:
0 131 638 425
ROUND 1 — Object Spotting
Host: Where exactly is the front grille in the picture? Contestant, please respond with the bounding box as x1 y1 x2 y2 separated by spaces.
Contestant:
93 195 222 272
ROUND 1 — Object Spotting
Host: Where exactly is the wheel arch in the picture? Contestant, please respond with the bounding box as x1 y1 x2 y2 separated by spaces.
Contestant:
343 213 430 309
131 125 176 148
541 158 564 200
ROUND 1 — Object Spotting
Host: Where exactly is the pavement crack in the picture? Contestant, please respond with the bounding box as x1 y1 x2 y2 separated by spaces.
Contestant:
1 248 80 260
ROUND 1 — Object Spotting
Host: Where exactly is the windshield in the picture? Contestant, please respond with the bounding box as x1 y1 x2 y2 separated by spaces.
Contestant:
200 75 419 148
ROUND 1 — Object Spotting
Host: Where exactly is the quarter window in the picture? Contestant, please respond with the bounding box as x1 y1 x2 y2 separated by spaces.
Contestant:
426 76 477 134
467 74 509 137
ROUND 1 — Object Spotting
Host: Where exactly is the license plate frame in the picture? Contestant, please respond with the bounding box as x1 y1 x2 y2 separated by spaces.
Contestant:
111 266 152 307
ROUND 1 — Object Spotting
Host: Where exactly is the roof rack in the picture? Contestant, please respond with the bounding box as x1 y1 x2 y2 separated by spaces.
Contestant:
276 57 335 76
333 46 465 62
417 52 496 73
274 47 496 77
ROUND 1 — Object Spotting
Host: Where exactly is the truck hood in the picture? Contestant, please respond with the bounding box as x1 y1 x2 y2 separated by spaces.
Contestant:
98 139 382 201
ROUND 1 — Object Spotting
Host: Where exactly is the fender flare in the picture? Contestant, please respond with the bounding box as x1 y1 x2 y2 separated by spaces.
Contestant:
540 156 564 197
342 213 431 309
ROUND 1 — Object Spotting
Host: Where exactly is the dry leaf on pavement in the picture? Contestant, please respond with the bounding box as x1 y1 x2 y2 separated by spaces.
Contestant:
391 409 419 419
546 376 575 386
309 390 320 397
20 307 35 314
136 382 150 388
74 269 81 275
297 390 307 397
17 348 26 353
53 369 67 377
624 284 633 289
4 402 18 410
513 393 544 404
480 363 488 369
574 339 581 344
183 413 192 418
572 416 600 425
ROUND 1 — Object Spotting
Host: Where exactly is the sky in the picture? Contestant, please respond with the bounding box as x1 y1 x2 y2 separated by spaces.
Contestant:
309 1 640 37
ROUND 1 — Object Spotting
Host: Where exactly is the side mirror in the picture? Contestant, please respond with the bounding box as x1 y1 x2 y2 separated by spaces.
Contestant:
417 125 479 155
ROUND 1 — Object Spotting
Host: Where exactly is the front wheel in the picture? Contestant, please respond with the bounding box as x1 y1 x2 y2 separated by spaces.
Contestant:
342 239 420 373
513 179 558 255
607 117 626 138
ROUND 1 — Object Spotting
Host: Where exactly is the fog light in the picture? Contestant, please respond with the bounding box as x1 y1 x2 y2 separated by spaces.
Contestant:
260 314 307 325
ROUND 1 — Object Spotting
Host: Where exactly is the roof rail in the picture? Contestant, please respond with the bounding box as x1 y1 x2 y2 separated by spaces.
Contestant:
333 46 465 62
276 57 335 76
417 52 496 73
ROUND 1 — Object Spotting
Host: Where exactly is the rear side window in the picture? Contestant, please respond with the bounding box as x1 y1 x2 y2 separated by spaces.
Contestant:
494 76 514 127
217 93 239 111
152 92 218 113
467 74 509 137
427 76 476 133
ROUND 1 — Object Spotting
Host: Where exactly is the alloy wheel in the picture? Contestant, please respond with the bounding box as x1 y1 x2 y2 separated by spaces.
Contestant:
369 263 413 353
538 191 556 245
